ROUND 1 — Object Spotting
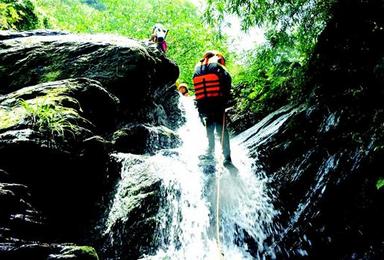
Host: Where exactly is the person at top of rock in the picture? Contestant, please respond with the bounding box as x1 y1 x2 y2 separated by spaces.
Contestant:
149 23 168 53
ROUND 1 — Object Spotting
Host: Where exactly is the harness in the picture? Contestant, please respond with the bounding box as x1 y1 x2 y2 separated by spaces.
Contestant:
193 62 224 101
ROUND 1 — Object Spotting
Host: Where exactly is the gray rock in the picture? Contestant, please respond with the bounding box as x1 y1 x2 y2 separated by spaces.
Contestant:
0 30 183 259
0 243 99 260
0 32 179 120
112 124 181 154
236 1 384 256
101 154 163 260
0 30 68 41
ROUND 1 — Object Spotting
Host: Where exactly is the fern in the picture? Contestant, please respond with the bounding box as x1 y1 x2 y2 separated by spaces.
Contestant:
18 94 92 141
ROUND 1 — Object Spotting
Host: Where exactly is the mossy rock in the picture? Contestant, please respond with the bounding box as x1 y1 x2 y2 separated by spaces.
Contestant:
48 245 99 260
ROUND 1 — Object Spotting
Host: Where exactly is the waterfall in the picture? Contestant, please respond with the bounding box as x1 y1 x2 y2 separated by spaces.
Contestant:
103 96 281 259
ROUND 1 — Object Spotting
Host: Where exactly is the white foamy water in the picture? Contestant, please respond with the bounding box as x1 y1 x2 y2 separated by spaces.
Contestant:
106 95 279 259
139 96 278 259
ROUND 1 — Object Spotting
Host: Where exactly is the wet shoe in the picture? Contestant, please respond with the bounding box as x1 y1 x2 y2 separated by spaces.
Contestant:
223 156 232 166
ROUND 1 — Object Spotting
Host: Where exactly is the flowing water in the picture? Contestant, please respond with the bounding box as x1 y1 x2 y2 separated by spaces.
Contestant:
104 96 284 259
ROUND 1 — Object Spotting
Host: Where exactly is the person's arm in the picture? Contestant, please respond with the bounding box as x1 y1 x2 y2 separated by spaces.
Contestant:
220 68 232 105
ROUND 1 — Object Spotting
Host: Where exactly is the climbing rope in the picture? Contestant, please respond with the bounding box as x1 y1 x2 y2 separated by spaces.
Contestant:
216 167 223 259
215 110 227 259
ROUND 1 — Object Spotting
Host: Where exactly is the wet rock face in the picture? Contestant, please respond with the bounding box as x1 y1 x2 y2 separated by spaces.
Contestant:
306 0 384 102
0 30 181 128
246 104 383 258
0 79 114 244
100 154 164 260
239 0 384 258
0 30 182 259
0 244 99 260
112 124 181 154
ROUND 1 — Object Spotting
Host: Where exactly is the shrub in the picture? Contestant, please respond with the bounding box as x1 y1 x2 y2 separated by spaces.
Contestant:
18 94 90 140
0 0 39 30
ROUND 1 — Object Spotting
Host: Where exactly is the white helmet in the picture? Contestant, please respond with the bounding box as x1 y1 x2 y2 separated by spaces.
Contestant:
152 23 168 42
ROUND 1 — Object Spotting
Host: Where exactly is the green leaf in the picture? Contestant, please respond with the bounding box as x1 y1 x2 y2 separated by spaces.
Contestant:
33 0 231 86
376 178 384 190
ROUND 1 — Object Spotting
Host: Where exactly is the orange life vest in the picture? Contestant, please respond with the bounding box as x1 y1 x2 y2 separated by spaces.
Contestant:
194 52 229 101
193 73 224 100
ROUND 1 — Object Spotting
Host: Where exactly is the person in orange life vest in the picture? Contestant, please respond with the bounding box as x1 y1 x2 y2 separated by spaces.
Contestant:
193 50 232 164
178 83 189 96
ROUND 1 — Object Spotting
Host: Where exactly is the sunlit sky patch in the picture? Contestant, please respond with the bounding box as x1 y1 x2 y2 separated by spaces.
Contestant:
188 0 266 53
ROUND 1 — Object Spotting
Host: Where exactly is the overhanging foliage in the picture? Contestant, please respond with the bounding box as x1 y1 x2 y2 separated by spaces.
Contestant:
205 0 336 118
33 0 230 85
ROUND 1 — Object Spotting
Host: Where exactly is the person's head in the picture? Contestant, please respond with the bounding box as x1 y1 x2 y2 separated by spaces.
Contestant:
152 23 168 42
200 50 225 66
178 83 189 96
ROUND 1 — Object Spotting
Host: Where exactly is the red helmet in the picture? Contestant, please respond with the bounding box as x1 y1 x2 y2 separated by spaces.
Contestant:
200 50 225 66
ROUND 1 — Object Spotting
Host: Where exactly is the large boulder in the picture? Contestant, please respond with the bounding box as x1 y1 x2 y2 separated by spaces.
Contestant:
0 30 183 259
238 0 384 258
100 154 163 260
0 30 181 128
0 30 67 41
0 78 115 242
0 180 99 260
0 243 99 260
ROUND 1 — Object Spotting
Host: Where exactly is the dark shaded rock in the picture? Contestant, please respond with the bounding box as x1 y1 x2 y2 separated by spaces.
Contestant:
112 124 181 154
240 103 384 258
0 78 119 136
0 182 48 245
152 82 183 129
0 243 54 260
0 169 11 182
100 154 163 260
0 137 108 240
305 0 384 103
0 79 117 249
237 0 384 258
0 183 30 222
0 30 183 259
0 243 99 260
227 109 260 135
0 133 113 243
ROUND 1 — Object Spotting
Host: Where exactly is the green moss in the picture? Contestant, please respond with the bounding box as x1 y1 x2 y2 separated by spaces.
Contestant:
62 245 99 260
376 178 384 190
19 93 84 139
41 70 61 83
0 83 88 140
0 106 27 130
